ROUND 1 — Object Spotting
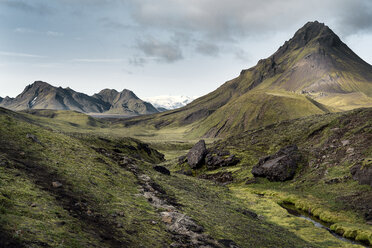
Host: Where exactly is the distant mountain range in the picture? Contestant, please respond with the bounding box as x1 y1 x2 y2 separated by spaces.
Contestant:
0 81 159 116
143 95 196 111
122 21 372 137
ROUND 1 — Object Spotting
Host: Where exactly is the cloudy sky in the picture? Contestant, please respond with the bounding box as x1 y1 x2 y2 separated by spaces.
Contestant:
1 0 372 98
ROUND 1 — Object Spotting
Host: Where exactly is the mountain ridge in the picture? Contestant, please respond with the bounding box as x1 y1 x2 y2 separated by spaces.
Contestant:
0 81 159 116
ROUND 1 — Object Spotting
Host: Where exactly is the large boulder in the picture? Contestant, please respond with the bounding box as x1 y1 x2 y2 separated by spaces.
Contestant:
251 145 301 181
187 140 207 169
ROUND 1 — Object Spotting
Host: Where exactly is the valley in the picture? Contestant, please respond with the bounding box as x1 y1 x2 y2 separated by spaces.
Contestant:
1 21 371 247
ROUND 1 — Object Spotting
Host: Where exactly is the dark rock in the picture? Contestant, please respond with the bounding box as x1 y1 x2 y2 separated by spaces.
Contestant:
206 153 240 170
26 133 42 145
365 209 372 222
187 140 207 169
119 156 134 167
175 169 193 176
218 239 240 248
251 145 302 181
217 150 230 156
153 165 170 175
350 164 372 187
178 155 187 165
236 208 258 219
245 178 257 184
199 172 233 184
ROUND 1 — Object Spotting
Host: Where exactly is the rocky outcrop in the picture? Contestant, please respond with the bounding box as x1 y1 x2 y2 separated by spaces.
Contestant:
351 164 372 187
186 140 208 169
182 141 240 170
199 172 234 184
205 152 240 170
251 145 302 181
153 165 170 176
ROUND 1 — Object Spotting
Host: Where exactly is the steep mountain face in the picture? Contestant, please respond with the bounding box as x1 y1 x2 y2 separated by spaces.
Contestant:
123 21 372 137
0 81 110 113
0 97 3 103
93 89 159 115
0 82 159 116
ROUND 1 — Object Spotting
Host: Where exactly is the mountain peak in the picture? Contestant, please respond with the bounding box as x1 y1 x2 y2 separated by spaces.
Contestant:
98 88 119 95
288 21 342 49
30 81 52 88
120 89 139 99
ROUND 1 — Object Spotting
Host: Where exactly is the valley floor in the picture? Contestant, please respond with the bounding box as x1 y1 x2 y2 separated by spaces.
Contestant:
0 107 371 247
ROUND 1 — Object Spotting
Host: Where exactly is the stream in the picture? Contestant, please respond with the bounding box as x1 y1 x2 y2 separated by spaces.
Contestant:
280 203 370 248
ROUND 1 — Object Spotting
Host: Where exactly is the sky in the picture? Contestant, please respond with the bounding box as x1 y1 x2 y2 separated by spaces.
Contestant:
1 0 372 99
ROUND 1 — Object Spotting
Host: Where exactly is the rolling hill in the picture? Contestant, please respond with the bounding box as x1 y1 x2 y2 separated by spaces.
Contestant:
120 21 372 137
0 81 159 116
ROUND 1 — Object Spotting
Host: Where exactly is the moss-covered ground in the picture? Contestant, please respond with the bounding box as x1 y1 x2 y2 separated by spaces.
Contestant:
1 107 371 247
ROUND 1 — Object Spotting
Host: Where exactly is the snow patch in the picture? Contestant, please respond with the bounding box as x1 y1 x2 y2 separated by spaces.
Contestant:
28 96 38 108
143 95 197 110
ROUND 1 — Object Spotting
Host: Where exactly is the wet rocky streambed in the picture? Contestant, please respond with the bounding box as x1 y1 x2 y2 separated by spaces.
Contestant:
279 203 370 248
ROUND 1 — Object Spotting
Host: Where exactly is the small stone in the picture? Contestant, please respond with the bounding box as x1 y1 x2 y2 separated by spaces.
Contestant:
52 181 63 188
346 147 354 153
117 223 123 228
56 221 66 226
30 203 37 207
341 140 350 146
118 211 125 217
86 210 92 215
26 133 42 145
161 215 173 224
151 221 157 225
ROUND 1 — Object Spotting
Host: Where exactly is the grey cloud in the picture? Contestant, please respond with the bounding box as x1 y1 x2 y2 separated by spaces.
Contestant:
14 28 63 37
234 48 249 62
1 0 52 15
195 42 219 57
127 0 372 40
136 37 183 63
99 17 133 30
0 51 46 58
333 1 372 35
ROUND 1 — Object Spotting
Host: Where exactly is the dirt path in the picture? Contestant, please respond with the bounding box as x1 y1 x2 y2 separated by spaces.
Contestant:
121 158 238 248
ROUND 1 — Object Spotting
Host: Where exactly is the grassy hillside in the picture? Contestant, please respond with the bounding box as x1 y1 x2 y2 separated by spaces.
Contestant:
176 107 372 246
0 107 320 247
